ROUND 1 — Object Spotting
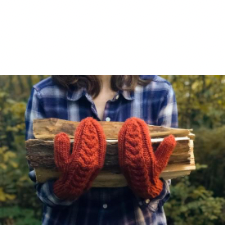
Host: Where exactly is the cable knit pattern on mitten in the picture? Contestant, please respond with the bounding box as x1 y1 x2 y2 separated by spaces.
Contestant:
118 117 176 199
53 117 106 200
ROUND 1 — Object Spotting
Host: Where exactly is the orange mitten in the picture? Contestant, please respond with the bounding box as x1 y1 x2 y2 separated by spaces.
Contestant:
53 117 106 200
118 117 176 199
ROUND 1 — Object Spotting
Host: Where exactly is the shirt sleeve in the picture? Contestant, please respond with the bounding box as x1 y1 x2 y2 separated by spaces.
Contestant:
25 87 77 208
157 84 178 128
156 84 178 208
137 84 178 210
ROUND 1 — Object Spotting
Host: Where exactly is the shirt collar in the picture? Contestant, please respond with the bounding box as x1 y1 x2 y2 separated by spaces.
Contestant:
120 89 134 100
67 86 85 101
67 75 154 102
67 88 134 101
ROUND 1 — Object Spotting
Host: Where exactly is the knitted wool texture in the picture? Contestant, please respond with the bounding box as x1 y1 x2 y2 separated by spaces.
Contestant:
118 117 176 199
53 117 106 200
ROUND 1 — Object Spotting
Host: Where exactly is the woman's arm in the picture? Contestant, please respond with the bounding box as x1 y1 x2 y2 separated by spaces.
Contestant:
137 83 178 210
155 83 178 208
25 87 77 208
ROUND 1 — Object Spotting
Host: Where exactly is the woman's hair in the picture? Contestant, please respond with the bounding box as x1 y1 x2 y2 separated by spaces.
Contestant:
51 75 152 99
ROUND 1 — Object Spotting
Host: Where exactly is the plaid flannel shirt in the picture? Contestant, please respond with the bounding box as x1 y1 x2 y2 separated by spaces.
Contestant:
25 75 178 225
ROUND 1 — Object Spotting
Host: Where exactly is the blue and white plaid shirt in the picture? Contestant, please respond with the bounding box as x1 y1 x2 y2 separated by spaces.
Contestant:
25 75 178 225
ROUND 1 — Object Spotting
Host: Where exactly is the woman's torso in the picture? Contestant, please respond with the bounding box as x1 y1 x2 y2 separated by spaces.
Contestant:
32 75 175 225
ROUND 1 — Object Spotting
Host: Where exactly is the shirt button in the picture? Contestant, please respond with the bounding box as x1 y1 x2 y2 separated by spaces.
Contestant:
105 117 111 122
103 204 108 209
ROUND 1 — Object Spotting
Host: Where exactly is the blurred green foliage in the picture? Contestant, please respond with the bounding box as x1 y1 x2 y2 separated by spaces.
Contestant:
161 75 225 225
0 76 47 225
0 75 225 225
165 168 225 225
162 75 225 129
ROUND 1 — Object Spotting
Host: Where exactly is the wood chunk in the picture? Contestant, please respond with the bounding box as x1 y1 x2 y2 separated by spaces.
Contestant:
35 164 195 187
26 137 192 171
26 118 196 187
33 118 193 140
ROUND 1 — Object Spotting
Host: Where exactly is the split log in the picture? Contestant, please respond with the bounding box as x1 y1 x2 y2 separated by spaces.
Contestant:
33 118 194 140
26 118 196 187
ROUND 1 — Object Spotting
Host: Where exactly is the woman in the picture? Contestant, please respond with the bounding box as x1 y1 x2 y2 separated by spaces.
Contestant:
25 75 178 225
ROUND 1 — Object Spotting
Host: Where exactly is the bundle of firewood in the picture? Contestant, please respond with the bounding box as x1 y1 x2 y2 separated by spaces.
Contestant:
25 118 196 187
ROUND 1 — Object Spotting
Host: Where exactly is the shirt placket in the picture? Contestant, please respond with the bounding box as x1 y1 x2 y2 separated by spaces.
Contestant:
86 92 120 122
84 94 100 120
100 188 111 225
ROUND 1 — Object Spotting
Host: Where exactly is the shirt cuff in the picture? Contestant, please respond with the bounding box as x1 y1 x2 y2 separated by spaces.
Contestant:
36 179 78 208
135 178 171 211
